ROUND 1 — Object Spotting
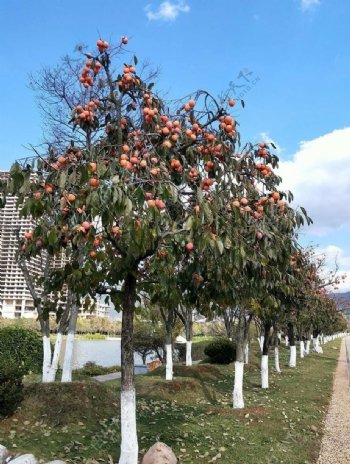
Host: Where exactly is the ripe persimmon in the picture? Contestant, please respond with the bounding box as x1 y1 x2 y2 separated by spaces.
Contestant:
89 178 100 188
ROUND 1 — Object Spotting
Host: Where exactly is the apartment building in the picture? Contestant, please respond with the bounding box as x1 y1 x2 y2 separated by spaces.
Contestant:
0 171 109 319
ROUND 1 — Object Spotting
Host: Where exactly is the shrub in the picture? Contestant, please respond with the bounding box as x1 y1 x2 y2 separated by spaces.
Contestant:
175 340 212 362
204 338 236 364
0 359 24 417
73 361 121 376
0 326 43 374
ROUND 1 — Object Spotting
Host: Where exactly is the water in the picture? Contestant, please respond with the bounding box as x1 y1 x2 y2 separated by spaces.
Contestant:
60 338 153 374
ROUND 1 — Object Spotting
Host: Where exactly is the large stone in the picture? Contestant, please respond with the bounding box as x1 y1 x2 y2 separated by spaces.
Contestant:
142 442 177 464
9 455 38 464
45 461 66 464
45 461 67 464
0 445 9 464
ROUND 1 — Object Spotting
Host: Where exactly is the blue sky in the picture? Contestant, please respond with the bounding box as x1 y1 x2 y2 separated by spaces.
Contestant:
1 0 350 288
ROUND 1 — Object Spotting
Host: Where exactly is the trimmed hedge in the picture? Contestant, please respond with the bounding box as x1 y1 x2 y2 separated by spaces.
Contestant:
0 359 24 417
0 326 43 374
204 338 236 364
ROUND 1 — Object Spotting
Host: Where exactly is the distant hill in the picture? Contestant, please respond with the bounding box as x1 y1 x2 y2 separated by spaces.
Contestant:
329 292 350 319
330 292 350 305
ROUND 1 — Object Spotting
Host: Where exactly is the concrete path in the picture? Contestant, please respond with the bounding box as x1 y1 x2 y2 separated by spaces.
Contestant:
317 337 350 464
93 372 121 382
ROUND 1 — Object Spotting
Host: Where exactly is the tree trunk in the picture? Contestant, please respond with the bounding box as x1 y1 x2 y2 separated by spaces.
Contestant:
165 330 173 381
233 310 251 409
119 273 138 464
272 328 281 373
185 317 193 367
244 341 249 364
47 331 63 382
288 322 296 368
223 308 235 340
313 330 323 354
42 321 52 383
305 338 311 355
261 322 271 389
61 302 79 382
300 339 305 359
161 307 176 381
257 335 264 352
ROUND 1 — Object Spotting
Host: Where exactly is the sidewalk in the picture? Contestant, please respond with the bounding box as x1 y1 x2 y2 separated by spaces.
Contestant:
317 337 350 464
93 372 121 382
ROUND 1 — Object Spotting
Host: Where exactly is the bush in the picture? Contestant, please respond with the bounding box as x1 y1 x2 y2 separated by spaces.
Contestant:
176 340 212 362
204 338 236 364
73 361 121 376
0 359 24 417
0 326 43 374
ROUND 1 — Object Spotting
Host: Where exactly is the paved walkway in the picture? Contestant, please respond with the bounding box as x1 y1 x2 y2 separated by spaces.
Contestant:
93 372 121 382
317 337 350 464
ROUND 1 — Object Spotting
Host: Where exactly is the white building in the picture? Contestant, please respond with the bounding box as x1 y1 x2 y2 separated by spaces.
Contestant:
0 171 109 319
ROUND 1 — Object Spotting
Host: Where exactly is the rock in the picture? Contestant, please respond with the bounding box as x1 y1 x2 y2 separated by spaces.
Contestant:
45 461 66 464
142 442 177 464
9 455 38 464
0 445 9 464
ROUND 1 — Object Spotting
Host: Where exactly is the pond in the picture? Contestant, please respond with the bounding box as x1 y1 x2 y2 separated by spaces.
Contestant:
60 338 155 374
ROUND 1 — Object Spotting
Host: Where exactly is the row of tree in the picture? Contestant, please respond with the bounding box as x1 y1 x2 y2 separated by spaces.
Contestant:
0 36 347 464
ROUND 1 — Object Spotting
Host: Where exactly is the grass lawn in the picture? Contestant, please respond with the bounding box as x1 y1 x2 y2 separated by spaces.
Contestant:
0 339 341 463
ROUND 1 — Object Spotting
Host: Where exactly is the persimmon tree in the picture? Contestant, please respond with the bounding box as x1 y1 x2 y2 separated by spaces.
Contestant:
4 35 315 460
5 36 275 463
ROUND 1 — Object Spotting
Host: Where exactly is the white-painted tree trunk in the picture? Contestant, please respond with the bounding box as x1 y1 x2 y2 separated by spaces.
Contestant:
313 336 323 354
274 346 281 373
165 343 173 381
61 332 75 382
261 355 269 389
119 389 138 464
277 332 282 341
244 342 249 364
257 336 264 352
185 340 192 366
42 335 52 383
233 361 244 409
289 345 296 367
285 335 289 346
305 340 311 355
300 340 305 358
47 332 63 382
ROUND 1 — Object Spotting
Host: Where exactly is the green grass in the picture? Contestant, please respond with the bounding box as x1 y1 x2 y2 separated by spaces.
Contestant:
0 340 341 463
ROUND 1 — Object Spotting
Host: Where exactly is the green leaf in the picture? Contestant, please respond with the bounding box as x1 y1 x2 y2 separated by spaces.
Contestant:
48 228 58 246
216 239 224 255
184 216 194 231
59 171 67 189
224 236 232 249
124 198 133 215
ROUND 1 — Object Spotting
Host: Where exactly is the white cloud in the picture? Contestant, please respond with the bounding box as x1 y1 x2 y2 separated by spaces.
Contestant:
145 1 190 21
300 0 320 11
259 131 284 157
278 127 350 236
